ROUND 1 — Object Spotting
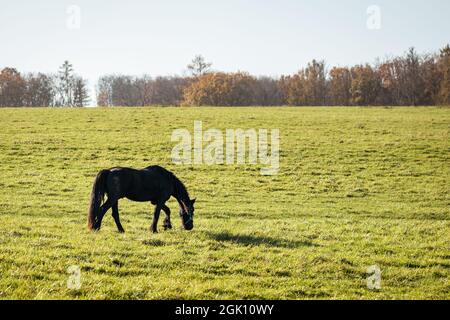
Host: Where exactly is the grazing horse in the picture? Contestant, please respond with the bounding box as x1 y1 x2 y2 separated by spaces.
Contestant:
87 165 195 233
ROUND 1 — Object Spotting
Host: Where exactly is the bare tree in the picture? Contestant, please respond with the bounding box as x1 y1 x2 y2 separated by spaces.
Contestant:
254 76 283 106
134 75 153 106
187 55 212 77
24 73 54 107
96 75 114 107
438 44 450 105
401 48 423 106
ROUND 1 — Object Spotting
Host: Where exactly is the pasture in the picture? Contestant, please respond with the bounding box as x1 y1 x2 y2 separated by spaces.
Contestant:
0 106 448 299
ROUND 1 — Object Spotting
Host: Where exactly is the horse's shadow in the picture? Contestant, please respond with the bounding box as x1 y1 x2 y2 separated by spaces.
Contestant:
206 231 315 249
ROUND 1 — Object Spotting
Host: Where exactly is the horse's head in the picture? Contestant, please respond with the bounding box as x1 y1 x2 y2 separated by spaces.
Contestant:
91 213 102 231
180 198 196 231
88 205 102 231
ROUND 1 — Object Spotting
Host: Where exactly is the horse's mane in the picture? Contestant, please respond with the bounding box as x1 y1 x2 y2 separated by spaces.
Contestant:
171 172 190 203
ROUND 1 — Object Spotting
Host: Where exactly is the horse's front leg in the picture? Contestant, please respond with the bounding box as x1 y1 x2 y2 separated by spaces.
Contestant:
151 204 162 233
162 205 172 230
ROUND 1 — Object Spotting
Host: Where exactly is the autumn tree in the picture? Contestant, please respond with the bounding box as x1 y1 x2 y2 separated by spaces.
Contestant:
303 60 327 105
377 59 401 105
0 68 26 107
279 71 307 106
329 67 352 106
279 60 327 106
350 64 381 106
183 72 257 106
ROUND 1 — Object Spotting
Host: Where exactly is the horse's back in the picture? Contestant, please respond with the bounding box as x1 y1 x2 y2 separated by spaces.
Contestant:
105 165 174 202
106 166 173 183
142 165 173 176
103 167 135 196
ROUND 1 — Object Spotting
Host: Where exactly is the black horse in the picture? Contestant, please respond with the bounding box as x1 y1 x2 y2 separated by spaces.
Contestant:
87 165 195 233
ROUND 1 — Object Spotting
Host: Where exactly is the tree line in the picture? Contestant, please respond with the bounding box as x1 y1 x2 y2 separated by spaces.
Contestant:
0 61 89 107
97 45 450 107
1 45 449 107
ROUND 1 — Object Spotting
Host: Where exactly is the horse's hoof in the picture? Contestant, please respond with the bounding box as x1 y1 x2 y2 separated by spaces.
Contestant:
163 224 172 230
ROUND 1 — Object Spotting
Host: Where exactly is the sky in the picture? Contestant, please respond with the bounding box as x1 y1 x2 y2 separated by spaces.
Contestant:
1 0 449 102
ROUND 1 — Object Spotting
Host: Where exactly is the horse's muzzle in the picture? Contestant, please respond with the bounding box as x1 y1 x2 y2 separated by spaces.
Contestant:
184 222 194 231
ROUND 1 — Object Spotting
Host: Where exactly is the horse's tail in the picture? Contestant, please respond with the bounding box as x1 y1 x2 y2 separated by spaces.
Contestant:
87 169 109 230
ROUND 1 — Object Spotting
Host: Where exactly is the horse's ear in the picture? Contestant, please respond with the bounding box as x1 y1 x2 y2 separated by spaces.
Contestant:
191 198 196 205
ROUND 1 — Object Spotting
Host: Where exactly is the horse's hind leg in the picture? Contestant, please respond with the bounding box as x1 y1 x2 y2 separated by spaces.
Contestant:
97 198 114 230
151 204 162 233
162 205 172 230
112 202 125 233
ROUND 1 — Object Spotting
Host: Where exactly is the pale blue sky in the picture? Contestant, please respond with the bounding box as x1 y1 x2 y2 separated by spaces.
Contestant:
1 0 449 100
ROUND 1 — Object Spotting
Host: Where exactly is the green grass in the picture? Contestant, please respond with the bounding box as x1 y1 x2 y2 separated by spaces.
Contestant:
0 106 449 300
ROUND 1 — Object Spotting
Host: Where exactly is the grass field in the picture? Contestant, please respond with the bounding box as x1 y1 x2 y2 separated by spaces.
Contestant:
0 106 449 300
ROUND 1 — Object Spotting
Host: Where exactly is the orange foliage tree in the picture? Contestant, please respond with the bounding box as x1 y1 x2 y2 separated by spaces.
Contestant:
182 72 258 106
